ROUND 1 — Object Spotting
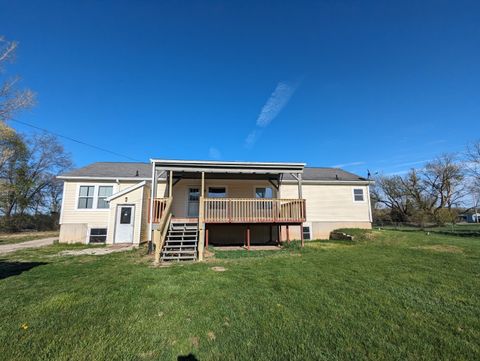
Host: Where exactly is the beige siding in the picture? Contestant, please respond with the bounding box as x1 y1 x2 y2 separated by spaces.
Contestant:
59 180 147 244
280 183 371 222
166 179 276 218
106 184 146 244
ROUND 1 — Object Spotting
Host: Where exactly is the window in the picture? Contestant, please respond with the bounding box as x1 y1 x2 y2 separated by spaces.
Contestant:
302 226 311 240
208 187 226 198
353 188 365 202
255 187 273 199
97 186 113 209
77 184 115 210
78 186 95 209
89 228 107 243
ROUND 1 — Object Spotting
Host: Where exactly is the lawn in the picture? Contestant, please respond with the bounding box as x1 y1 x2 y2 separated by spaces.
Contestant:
0 231 59 246
0 230 479 360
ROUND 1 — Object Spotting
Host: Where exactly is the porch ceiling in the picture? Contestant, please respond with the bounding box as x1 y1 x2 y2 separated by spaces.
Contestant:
168 171 282 180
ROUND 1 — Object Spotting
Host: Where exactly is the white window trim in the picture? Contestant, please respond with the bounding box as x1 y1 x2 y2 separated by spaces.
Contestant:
75 183 117 211
302 224 312 241
352 187 366 203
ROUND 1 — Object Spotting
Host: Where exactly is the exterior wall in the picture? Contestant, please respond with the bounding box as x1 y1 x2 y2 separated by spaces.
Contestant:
166 179 275 218
279 182 372 240
106 184 148 244
59 180 146 244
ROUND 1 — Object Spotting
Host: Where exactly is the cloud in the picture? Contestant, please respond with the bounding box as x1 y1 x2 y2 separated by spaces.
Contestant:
332 161 365 168
208 147 221 160
244 80 299 148
256 82 298 127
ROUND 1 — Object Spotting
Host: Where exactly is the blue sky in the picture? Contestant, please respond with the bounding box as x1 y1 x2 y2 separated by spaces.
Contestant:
1 0 479 177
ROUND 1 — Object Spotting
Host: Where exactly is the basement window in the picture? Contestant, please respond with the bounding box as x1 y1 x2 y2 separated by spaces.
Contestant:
89 228 107 243
353 188 365 202
302 226 311 240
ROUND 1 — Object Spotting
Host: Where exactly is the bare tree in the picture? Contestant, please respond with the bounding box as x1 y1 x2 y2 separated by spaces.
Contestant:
371 175 412 222
372 154 465 225
0 134 72 218
466 140 480 187
0 36 35 122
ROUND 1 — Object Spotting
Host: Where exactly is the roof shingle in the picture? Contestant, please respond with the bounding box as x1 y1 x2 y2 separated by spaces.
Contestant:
59 162 367 182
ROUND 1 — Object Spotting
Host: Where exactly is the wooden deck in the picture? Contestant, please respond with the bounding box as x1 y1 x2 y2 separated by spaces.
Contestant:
151 197 306 224
203 198 306 223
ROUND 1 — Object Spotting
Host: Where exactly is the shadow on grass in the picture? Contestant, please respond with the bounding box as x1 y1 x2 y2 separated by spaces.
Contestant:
0 260 48 280
178 354 199 361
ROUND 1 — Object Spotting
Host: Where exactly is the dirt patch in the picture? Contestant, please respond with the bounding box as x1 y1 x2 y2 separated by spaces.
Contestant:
58 245 135 256
211 266 227 272
414 245 464 254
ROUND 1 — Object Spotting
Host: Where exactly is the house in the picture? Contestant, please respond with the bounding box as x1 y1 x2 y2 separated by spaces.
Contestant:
57 159 373 262
459 212 480 223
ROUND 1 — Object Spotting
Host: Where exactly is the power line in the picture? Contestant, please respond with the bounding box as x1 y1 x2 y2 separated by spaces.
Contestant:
7 118 142 162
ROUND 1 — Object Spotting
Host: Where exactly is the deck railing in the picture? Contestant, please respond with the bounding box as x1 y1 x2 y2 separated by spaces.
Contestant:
149 197 169 223
203 198 306 223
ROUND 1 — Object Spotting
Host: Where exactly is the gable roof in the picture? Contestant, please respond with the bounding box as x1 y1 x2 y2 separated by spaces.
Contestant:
58 162 151 180
58 161 368 183
283 167 367 182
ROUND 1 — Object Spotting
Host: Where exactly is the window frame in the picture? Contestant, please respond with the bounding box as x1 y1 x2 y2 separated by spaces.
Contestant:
352 188 366 203
97 185 114 209
77 185 95 209
88 228 107 243
75 183 116 211
302 225 311 241
207 186 227 198
254 186 274 199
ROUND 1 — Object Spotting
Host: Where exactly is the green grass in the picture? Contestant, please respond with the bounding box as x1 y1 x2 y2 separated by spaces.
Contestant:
1 230 479 360
0 231 59 246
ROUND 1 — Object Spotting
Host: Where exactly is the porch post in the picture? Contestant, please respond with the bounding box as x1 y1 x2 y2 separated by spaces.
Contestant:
286 225 290 244
300 223 304 247
246 224 251 251
168 170 173 198
147 162 157 254
197 171 205 261
297 173 303 199
205 226 209 250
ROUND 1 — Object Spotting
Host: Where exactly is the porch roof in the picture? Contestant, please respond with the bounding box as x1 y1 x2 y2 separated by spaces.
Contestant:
150 159 305 175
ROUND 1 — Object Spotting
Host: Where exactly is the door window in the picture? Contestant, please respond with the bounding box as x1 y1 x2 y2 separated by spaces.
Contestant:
120 207 132 224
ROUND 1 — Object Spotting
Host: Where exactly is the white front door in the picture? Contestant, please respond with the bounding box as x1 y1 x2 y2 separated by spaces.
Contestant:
115 205 135 243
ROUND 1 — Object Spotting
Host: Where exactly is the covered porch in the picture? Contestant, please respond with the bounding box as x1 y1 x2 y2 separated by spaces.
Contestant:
148 160 306 262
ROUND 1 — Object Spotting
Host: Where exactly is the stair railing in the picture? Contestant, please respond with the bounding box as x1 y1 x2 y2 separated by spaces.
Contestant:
154 197 173 263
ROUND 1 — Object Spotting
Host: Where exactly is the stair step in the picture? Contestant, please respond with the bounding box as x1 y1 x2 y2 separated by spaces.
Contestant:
162 256 195 261
161 220 199 262
162 250 196 255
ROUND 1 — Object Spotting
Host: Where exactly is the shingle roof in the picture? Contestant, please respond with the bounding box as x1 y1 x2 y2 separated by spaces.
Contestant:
59 162 151 179
59 162 368 182
283 167 367 182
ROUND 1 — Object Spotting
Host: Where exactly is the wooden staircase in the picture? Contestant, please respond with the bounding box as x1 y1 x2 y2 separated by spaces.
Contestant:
160 220 198 262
